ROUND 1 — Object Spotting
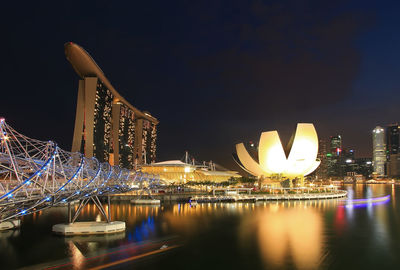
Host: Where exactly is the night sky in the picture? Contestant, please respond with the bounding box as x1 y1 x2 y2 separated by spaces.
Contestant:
1 0 400 170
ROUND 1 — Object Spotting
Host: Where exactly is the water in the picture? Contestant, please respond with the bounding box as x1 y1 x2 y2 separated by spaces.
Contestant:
1 184 400 269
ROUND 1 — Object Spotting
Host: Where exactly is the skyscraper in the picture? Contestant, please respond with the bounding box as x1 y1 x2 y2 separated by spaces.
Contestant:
386 124 400 159
372 126 385 175
65 42 158 168
330 135 342 156
316 139 328 179
327 135 342 177
355 158 373 177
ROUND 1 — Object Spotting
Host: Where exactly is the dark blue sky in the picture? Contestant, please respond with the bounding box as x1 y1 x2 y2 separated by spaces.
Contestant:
1 0 400 169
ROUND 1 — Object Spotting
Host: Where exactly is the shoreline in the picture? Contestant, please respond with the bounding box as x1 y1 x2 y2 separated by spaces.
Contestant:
107 190 347 203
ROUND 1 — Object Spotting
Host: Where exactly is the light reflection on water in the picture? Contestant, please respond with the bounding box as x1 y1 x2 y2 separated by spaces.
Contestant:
238 203 324 269
68 241 85 269
1 184 399 269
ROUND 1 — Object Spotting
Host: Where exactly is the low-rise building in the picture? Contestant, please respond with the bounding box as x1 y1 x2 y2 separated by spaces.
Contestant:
140 160 241 184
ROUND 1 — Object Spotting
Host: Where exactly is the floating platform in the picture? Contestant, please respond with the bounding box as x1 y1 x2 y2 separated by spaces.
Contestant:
52 221 125 235
0 219 21 231
131 199 161 205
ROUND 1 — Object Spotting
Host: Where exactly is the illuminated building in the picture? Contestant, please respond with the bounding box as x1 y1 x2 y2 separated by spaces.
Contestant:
380 124 400 177
315 139 328 179
330 135 342 156
386 124 400 160
233 123 320 186
355 158 373 177
327 135 342 178
65 42 158 167
372 126 385 176
341 149 356 174
386 125 400 177
140 160 241 183
387 154 400 177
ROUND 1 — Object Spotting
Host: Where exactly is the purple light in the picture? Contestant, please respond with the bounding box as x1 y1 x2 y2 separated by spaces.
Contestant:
345 200 390 208
342 195 390 208
344 195 390 204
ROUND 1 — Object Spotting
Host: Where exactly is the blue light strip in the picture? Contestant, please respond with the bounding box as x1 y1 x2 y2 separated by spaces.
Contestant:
53 153 84 195
121 170 130 189
72 158 102 197
100 163 113 187
97 164 114 194
0 147 57 201
115 169 123 186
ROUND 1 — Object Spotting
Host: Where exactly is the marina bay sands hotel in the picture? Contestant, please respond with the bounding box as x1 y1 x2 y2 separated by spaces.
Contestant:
65 42 158 168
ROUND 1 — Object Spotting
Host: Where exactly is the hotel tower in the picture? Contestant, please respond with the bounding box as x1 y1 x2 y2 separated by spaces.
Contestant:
65 42 158 168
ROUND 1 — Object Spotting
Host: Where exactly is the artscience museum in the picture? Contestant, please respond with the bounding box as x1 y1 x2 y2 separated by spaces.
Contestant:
234 123 320 187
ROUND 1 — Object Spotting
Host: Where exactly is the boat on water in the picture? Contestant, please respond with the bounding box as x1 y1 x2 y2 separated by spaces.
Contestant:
189 199 198 206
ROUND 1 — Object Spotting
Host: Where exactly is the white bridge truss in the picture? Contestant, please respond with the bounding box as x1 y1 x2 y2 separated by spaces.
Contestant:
0 118 163 223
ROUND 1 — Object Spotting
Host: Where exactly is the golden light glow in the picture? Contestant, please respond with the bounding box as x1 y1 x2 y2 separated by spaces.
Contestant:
250 205 323 269
68 242 85 269
236 123 320 179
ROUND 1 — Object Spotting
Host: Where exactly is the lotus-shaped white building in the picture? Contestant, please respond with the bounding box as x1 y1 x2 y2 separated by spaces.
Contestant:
234 123 320 181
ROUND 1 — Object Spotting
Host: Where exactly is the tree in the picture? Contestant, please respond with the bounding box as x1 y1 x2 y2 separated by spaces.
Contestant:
239 176 257 186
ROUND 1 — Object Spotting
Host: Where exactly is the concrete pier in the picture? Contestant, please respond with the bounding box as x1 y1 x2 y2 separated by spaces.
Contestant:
0 219 21 231
52 221 125 235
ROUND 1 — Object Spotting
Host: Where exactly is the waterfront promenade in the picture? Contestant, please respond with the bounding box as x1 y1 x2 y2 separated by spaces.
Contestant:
190 190 347 203
109 189 347 203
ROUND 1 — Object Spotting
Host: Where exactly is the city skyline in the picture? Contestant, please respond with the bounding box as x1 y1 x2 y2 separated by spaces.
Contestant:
3 2 400 269
2 1 400 171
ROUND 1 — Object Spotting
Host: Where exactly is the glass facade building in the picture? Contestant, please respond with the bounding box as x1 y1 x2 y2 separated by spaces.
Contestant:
315 139 328 179
327 135 342 177
386 124 400 160
372 126 386 175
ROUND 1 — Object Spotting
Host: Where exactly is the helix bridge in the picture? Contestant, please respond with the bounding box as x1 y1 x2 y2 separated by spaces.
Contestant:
0 118 163 223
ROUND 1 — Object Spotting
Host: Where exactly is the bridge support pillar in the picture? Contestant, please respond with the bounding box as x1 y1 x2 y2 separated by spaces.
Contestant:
67 202 72 224
107 196 111 222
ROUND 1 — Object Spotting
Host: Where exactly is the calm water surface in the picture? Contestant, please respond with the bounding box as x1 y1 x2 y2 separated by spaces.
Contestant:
1 184 400 269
